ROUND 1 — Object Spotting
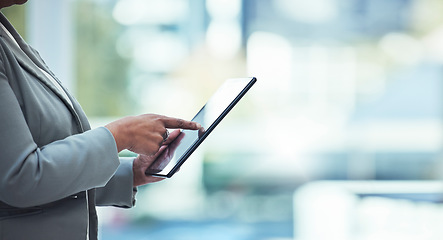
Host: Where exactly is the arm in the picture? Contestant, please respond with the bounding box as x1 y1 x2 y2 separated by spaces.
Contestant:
0 76 200 208
0 53 121 208
0 82 120 207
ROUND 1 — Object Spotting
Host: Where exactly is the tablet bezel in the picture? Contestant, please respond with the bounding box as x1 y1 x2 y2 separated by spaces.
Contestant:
145 77 257 178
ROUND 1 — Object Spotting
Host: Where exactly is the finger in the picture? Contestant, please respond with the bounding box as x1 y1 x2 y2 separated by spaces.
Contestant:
145 176 165 183
162 129 181 145
152 145 167 158
160 117 201 130
168 132 185 150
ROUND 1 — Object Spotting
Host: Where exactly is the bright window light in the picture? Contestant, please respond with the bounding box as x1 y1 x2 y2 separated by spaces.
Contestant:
274 0 338 23
113 0 189 25
206 20 242 60
206 0 241 20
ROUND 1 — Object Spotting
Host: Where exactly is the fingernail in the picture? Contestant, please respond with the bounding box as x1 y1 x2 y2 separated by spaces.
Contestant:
196 123 202 129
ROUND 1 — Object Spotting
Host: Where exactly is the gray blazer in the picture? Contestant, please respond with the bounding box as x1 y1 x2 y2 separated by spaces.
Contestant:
0 13 135 240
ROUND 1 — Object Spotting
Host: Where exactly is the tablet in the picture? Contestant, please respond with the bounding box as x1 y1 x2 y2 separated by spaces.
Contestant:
145 77 257 178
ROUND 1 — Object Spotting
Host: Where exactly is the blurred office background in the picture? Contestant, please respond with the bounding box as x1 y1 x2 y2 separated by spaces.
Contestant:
4 0 443 239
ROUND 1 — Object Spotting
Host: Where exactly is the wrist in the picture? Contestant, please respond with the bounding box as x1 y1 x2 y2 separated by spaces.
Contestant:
105 122 127 153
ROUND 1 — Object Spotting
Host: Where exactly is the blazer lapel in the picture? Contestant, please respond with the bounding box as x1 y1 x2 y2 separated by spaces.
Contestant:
0 13 76 114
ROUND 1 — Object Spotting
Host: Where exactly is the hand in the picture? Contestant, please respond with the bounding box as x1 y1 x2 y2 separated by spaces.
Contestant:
133 129 183 186
146 129 185 174
105 114 200 156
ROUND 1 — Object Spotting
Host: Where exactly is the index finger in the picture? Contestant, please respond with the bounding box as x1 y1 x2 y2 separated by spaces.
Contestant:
161 116 201 130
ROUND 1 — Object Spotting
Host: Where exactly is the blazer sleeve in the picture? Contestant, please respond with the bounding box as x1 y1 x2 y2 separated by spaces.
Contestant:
95 157 138 208
0 60 121 208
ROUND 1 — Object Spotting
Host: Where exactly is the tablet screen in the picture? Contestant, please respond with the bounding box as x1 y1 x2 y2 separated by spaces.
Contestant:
145 77 256 178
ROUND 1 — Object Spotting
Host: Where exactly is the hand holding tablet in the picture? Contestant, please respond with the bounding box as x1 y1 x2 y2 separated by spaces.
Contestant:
145 77 256 178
